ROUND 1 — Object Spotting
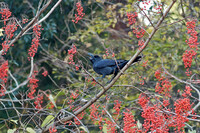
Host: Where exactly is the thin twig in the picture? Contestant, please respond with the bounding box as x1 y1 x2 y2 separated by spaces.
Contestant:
180 0 188 21
25 0 63 34
136 3 155 28
158 17 189 29
5 57 34 95
103 108 124 132
81 67 105 89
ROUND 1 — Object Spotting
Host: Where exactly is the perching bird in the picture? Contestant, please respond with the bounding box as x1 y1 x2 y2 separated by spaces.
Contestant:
88 53 142 82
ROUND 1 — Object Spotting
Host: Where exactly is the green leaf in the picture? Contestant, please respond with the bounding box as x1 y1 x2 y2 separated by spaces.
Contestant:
49 94 57 108
102 124 108 133
79 126 88 132
7 129 16 133
41 115 55 128
137 120 142 129
26 127 36 133
149 6 153 10
0 28 4 36
10 120 18 124
188 130 196 133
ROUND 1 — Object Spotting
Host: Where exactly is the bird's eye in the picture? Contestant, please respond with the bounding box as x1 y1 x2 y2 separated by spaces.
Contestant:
94 55 99 58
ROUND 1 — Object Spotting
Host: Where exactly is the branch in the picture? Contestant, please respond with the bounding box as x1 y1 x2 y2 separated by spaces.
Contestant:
24 0 63 35
5 57 34 95
180 0 188 21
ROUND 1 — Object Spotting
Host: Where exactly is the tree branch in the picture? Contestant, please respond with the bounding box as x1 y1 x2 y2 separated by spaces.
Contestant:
5 57 34 95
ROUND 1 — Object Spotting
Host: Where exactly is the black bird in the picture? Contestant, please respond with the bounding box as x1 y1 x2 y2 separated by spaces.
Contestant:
88 53 142 81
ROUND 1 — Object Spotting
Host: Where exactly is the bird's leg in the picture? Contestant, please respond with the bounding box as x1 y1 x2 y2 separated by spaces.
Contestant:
101 74 106 79
94 74 105 82
107 73 117 84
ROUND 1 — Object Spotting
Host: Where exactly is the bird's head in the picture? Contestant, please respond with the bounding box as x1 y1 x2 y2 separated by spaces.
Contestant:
88 53 102 64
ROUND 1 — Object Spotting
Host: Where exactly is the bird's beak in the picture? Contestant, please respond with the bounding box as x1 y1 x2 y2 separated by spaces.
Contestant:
88 53 94 59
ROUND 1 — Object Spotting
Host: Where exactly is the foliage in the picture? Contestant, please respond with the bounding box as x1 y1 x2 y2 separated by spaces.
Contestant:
0 0 199 132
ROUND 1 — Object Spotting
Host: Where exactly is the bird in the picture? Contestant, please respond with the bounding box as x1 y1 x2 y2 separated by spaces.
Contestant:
88 53 142 82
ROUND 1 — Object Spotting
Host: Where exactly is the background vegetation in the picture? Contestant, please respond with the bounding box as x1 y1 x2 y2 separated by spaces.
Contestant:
0 0 199 132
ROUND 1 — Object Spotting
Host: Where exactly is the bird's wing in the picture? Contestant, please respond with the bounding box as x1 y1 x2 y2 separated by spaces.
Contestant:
94 59 127 69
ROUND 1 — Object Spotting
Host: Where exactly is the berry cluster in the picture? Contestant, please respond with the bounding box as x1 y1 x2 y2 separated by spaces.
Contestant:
142 60 148 67
4 22 17 39
113 100 121 120
171 98 192 132
85 77 97 86
72 2 85 23
27 71 39 99
0 60 8 97
68 45 77 65
127 12 146 50
68 44 81 71
73 106 86 125
186 20 199 49
182 85 192 97
71 90 79 99
154 69 172 97
0 60 8 83
42 70 48 77
182 20 199 76
0 8 11 25
136 70 196 132
103 48 115 58
123 109 142 133
0 7 18 55
49 125 57 133
34 94 43 109
133 28 145 39
127 12 138 25
89 104 104 130
28 24 42 59
22 18 28 24
137 39 145 50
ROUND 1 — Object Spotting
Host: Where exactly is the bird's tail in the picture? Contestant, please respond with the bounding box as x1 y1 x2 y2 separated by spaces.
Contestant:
117 56 142 68
108 55 142 83
133 55 142 63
